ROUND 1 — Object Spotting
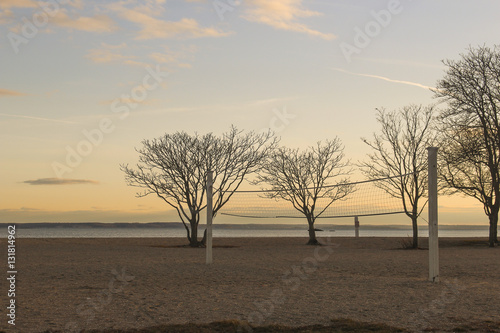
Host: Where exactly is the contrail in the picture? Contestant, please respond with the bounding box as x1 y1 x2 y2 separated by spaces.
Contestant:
0 113 78 124
331 67 437 92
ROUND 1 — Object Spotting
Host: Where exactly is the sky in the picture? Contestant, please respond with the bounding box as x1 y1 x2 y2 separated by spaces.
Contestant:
0 0 498 225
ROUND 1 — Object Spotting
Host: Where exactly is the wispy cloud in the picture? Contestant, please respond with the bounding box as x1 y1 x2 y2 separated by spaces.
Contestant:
330 68 437 91
87 42 197 69
0 10 13 24
86 46 133 64
149 45 197 68
23 178 99 185
0 113 78 124
243 0 335 40
0 89 25 97
122 59 150 67
3 2 115 33
18 207 41 211
109 2 231 39
0 0 37 9
51 10 117 33
85 43 151 67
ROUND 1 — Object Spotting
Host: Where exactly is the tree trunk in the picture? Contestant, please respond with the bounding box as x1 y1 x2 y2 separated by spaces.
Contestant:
189 219 203 247
411 215 418 249
201 228 207 246
184 224 191 243
488 210 498 247
307 218 321 245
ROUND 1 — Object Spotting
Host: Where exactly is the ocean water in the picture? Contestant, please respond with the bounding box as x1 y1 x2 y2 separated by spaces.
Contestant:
5 225 490 238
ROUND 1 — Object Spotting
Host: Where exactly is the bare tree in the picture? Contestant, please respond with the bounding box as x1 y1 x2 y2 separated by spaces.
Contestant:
254 139 353 245
360 105 437 249
435 45 500 247
121 126 277 247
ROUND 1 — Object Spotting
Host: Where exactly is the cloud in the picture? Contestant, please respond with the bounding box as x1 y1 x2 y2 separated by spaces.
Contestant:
87 42 197 69
149 45 197 68
123 59 151 67
86 47 133 64
150 52 179 64
109 3 230 39
0 89 25 97
86 43 146 67
45 89 60 97
51 10 117 33
19 207 41 211
0 0 82 9
86 43 151 67
135 17 229 39
0 0 37 9
243 0 335 40
330 68 437 91
101 42 127 50
86 51 149 67
23 178 99 185
0 9 13 24
1 2 114 32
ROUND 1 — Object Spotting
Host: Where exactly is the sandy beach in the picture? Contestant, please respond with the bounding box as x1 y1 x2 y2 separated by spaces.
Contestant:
1 236 499 332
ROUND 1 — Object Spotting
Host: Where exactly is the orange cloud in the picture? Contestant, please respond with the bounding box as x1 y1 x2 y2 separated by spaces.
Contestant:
109 3 231 39
244 0 335 40
51 11 117 33
149 45 197 68
86 43 152 67
0 9 13 24
86 47 133 64
0 0 37 9
0 89 25 97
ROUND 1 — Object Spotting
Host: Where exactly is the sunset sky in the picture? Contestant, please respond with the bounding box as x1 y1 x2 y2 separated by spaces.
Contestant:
1 0 498 225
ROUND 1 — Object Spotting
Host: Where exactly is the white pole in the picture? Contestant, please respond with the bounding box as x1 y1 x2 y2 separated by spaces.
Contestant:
427 147 439 282
354 216 359 238
206 171 213 265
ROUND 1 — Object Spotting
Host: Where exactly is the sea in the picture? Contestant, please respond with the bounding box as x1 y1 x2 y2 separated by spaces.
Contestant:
0 223 491 239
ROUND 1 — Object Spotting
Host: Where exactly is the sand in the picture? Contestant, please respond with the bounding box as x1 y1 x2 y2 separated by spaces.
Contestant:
0 236 499 333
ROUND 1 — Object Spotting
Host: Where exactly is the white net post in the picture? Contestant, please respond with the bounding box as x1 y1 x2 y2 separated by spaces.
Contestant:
206 171 213 265
354 216 360 238
427 147 439 282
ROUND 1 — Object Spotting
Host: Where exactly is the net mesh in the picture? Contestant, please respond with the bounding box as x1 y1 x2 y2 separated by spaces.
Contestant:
219 176 407 219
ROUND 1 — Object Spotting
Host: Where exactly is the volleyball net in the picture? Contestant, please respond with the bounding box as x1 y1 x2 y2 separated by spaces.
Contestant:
218 174 409 220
